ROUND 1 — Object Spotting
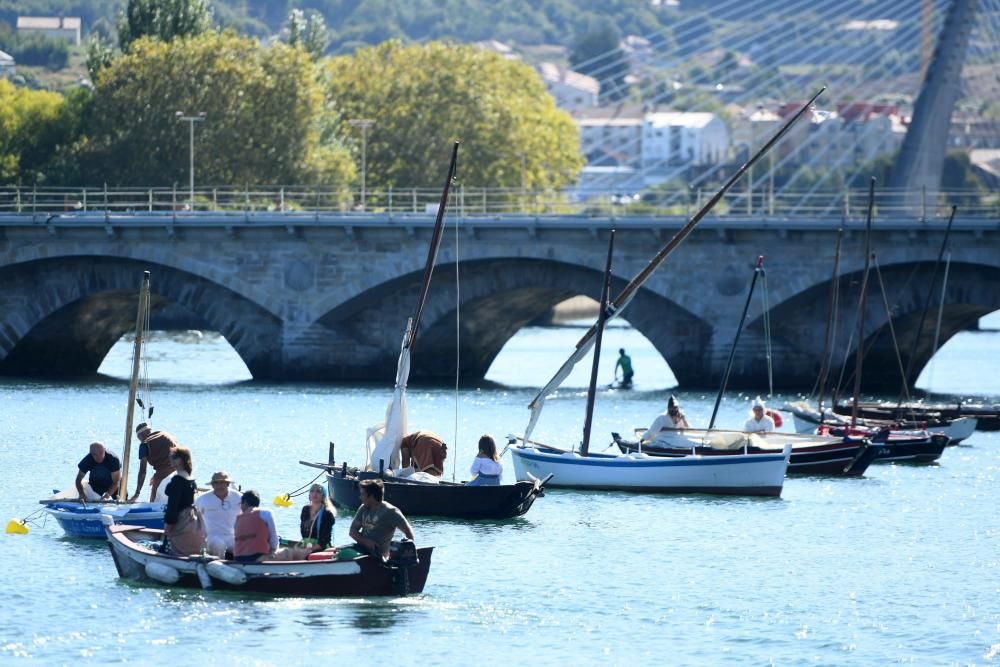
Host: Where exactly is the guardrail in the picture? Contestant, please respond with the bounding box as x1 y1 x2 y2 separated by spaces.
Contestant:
0 185 997 221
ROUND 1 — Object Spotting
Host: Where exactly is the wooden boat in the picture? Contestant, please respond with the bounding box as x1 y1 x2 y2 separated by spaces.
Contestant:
611 429 878 477
305 459 550 519
510 91 822 498
319 143 552 520
782 401 976 444
106 524 433 596
832 401 1000 432
817 425 950 464
43 272 165 538
43 501 164 538
510 443 791 496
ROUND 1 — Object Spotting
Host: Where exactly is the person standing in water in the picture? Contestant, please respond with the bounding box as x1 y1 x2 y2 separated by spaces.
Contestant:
615 348 634 388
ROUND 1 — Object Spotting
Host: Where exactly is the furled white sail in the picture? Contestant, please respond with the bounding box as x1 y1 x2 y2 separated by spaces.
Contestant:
366 323 412 472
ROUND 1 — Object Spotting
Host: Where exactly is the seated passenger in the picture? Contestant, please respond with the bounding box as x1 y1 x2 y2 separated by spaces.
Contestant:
468 434 503 486
349 479 415 559
744 397 776 433
641 395 690 442
233 490 279 562
299 484 336 551
74 442 122 503
194 471 242 558
399 430 448 477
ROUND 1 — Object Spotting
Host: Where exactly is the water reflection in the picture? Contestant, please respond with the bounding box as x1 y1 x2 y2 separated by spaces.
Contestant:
345 599 423 634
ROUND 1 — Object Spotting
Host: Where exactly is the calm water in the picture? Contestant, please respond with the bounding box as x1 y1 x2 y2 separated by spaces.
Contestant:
1 325 998 665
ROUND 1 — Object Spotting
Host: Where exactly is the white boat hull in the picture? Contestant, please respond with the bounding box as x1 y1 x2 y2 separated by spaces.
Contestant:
510 445 790 497
783 403 977 443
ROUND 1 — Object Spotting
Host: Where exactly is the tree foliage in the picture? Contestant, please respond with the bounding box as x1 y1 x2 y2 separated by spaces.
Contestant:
324 40 583 189
80 31 354 186
569 19 629 102
0 79 85 184
285 8 328 60
117 0 213 52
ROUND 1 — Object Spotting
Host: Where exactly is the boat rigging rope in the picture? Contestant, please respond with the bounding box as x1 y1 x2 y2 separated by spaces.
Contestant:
284 469 327 499
926 251 952 391
760 267 774 396
452 160 461 483
873 255 912 406
138 282 153 422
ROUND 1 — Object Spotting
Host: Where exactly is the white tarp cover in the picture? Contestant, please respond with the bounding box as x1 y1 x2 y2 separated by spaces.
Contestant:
366 329 411 471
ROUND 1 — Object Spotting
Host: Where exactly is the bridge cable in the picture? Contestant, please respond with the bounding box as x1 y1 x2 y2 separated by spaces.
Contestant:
873 255 913 408
925 250 952 391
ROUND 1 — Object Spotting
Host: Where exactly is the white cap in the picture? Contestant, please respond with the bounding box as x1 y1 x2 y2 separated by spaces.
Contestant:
752 396 765 409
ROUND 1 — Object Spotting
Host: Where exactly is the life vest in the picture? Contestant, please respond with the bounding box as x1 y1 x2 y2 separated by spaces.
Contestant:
233 511 270 557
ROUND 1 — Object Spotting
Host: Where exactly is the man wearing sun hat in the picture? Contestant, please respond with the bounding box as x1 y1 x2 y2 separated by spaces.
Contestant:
194 471 243 558
744 396 776 433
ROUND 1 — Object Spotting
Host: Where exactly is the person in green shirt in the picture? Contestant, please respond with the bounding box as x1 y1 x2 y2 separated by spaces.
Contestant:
349 479 415 559
615 348 634 388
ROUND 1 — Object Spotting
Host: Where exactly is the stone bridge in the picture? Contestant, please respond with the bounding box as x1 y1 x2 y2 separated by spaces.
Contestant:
0 210 997 391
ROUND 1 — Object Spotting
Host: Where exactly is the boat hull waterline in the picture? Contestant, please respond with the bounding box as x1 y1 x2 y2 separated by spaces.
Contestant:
510 445 791 497
327 467 548 519
44 502 164 538
107 525 433 596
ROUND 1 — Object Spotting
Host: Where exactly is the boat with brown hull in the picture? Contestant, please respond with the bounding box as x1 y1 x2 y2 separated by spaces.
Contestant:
106 524 433 596
611 429 879 477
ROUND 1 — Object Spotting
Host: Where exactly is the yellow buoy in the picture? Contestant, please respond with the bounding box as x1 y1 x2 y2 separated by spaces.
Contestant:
272 494 293 508
6 519 29 535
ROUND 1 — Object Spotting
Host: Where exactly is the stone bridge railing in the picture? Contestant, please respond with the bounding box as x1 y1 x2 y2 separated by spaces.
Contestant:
1 185 997 222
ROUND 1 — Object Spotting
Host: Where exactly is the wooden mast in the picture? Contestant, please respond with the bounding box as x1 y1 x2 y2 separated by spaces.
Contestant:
708 256 763 430
581 229 616 456
850 179 876 428
817 229 843 411
120 271 150 502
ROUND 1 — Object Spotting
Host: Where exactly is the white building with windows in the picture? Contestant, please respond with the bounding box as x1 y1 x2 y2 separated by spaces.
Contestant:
538 62 600 112
641 111 729 171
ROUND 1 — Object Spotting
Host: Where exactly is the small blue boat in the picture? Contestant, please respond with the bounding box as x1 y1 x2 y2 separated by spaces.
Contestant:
44 502 165 539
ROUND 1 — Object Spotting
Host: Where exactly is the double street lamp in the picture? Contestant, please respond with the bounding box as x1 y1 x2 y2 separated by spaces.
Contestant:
176 111 206 209
348 118 375 210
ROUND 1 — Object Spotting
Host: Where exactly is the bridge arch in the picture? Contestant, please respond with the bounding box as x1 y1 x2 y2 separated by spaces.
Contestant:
761 260 1000 392
0 257 283 378
317 257 711 384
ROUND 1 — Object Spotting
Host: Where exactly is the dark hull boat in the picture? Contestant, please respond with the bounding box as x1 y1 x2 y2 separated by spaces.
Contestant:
820 427 950 464
832 401 1000 432
107 524 433 596
324 463 550 519
783 401 976 444
611 430 878 477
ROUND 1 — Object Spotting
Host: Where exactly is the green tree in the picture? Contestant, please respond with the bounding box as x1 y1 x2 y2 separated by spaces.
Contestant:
0 80 85 185
569 19 629 102
324 40 584 189
285 8 328 60
80 32 354 186
117 0 214 52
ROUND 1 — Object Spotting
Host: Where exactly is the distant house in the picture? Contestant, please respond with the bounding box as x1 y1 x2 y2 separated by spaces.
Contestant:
16 16 82 45
537 62 600 111
0 50 14 78
641 111 729 169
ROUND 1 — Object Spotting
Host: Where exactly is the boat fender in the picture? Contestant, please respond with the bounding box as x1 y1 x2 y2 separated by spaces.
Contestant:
205 560 247 585
766 410 783 428
195 563 213 590
145 561 181 584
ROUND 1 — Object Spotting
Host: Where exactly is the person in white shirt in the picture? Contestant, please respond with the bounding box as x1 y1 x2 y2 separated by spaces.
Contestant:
194 471 243 558
641 395 691 442
744 397 776 433
468 434 503 486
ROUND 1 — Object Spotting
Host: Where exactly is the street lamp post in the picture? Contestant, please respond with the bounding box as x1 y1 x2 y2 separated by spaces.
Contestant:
348 119 375 210
176 111 206 210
